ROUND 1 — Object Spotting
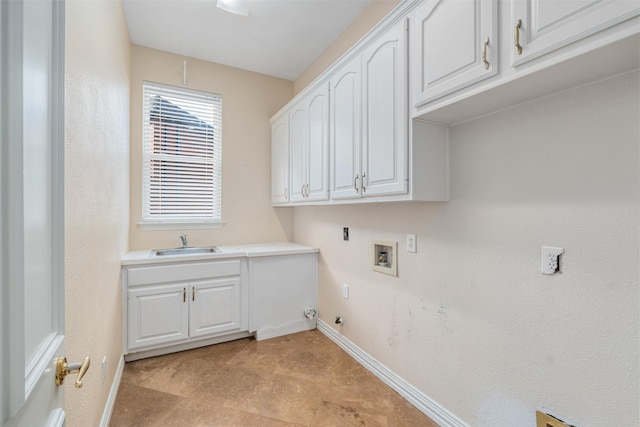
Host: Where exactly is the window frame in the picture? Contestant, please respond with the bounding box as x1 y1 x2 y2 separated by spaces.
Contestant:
138 81 224 230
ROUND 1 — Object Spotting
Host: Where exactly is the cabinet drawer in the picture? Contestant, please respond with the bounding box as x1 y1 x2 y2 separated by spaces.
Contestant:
127 260 241 286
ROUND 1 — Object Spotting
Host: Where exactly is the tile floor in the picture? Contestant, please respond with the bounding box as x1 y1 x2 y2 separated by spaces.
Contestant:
110 330 438 426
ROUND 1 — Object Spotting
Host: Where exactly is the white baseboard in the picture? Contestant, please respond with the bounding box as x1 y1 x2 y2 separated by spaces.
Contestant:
99 355 125 427
317 319 469 427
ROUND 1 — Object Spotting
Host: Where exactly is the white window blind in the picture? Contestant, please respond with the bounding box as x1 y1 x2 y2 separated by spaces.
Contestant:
142 82 222 227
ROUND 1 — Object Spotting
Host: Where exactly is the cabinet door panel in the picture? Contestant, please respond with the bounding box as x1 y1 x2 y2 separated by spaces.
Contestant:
271 116 289 205
306 87 329 201
362 19 407 196
412 0 497 108
512 0 639 66
330 56 362 200
128 284 188 350
190 278 241 338
289 106 307 202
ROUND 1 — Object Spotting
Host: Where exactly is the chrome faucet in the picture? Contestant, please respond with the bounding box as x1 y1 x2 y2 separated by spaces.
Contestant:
179 234 188 248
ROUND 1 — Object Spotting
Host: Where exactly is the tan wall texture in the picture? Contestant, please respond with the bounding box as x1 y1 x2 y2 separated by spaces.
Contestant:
129 46 294 250
291 2 639 426
293 0 401 95
64 0 131 425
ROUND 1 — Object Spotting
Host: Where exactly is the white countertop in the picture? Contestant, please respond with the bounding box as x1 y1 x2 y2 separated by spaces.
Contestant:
122 242 319 266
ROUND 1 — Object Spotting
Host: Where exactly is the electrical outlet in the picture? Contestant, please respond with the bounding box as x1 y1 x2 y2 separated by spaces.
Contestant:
343 227 349 241
343 284 349 300
102 356 107 384
541 246 563 275
406 234 417 253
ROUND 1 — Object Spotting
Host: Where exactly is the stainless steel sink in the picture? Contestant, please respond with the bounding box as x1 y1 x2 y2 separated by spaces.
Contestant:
151 246 220 256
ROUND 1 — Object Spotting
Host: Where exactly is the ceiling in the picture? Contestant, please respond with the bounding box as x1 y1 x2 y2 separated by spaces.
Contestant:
122 0 373 81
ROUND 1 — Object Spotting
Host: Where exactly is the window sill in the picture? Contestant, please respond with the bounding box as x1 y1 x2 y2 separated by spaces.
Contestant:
138 221 226 231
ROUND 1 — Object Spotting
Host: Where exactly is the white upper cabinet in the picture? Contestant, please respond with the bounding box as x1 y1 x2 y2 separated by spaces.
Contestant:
290 83 330 203
330 55 362 200
271 114 289 205
511 0 640 67
411 0 498 109
289 104 307 202
411 0 638 124
271 1 454 206
331 19 410 201
362 18 408 197
306 87 330 201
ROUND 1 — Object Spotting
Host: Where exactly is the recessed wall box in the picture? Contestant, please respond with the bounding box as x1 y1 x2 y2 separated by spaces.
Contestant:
372 240 398 277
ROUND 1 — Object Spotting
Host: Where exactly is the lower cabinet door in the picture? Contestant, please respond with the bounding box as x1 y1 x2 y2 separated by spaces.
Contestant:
190 278 241 338
128 284 189 350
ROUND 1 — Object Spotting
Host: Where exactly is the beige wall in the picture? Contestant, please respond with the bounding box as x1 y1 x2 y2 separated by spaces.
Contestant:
129 46 294 250
293 72 639 426
293 0 400 95
64 0 131 425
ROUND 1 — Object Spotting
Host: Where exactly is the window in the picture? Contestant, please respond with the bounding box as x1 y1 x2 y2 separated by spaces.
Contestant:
141 82 223 229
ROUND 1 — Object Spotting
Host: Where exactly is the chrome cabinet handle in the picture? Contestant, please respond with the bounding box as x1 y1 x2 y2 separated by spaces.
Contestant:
482 37 490 69
354 175 359 193
362 172 367 192
515 19 523 55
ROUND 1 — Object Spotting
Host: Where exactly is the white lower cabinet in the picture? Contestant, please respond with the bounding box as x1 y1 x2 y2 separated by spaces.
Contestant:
124 259 247 357
128 283 189 350
123 246 320 359
189 278 241 338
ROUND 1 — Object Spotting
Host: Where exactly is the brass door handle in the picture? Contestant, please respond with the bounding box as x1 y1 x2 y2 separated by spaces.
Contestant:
482 37 490 69
515 19 523 55
56 356 90 388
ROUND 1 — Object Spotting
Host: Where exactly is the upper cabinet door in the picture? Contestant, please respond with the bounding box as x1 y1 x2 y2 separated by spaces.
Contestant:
271 115 289 205
411 0 498 109
306 84 329 202
330 55 362 200
511 0 640 67
362 19 408 197
289 105 307 203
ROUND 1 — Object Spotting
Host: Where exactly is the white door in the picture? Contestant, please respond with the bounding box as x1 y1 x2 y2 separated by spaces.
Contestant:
361 19 408 197
270 114 289 205
128 285 190 350
190 278 241 338
289 104 307 203
511 0 639 66
305 84 329 202
330 55 362 200
411 0 497 108
1 0 75 426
